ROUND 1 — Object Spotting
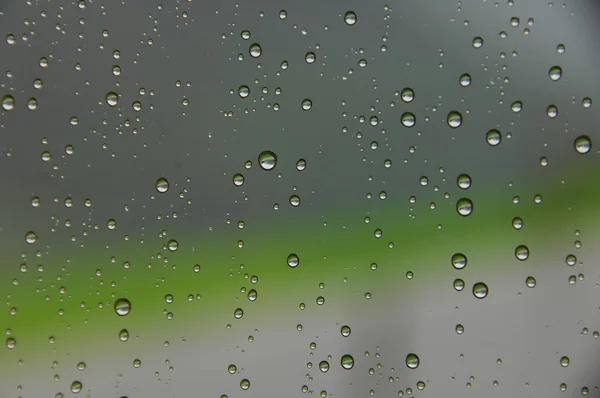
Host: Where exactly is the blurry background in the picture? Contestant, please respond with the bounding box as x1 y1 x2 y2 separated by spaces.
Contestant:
1 0 600 397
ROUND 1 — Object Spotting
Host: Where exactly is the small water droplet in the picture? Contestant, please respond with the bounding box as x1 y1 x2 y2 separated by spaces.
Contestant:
526 276 536 288
296 159 306 171
238 85 250 98
515 245 529 261
486 129 501 146
305 52 316 64
472 282 488 299
401 88 414 103
344 11 357 26
560 356 570 367
472 37 483 48
1 94 15 111
279 10 287 19
70 381 82 394
457 174 471 189
301 99 313 111
319 360 330 372
105 92 118 107
249 43 262 58
401 112 416 127
228 364 237 374
512 217 523 230
119 329 129 342
341 325 351 337
6 337 16 349
453 278 465 291
451 253 467 270
549 65 562 81
546 105 558 118
290 195 301 207
232 173 245 186
511 101 523 113
574 135 591 154
287 253 299 268
582 97 592 108
455 324 464 334
456 198 473 216
447 111 463 128
234 308 244 319
25 231 37 244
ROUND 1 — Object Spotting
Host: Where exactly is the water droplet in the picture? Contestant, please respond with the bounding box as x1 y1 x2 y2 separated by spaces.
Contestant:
455 324 465 334
472 282 488 299
344 11 357 26
234 308 244 319
290 195 301 207
566 254 577 266
168 239 179 251
319 360 330 372
459 73 471 87
574 135 591 154
77 362 86 371
456 198 473 216
341 355 354 369
447 111 463 128
486 129 501 146
546 105 558 118
106 219 117 230
511 101 523 113
406 353 420 369
241 30 250 40
512 217 523 230
401 112 416 127
301 99 312 111
1 94 15 111
155 177 169 193
560 356 570 367
472 37 483 48
6 337 16 349
228 364 237 374
287 253 299 268
233 173 245 186
453 279 465 291
549 65 562 81
25 231 37 244
105 92 118 107
316 296 325 305
341 325 351 337
114 298 131 316
258 151 277 170
6 33 15 45
27 97 38 111
401 88 414 103
305 52 316 64
451 253 467 270
296 159 306 171
132 101 142 112
119 329 129 342
526 276 536 288
247 289 257 301
515 245 529 261
240 379 250 390
279 10 287 19
249 43 262 58
238 85 250 98
457 174 471 189
582 97 592 108
133 359 141 368
41 151 52 162
70 381 82 394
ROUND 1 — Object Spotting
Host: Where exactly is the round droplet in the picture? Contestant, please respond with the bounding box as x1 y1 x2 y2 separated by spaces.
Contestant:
25 231 37 244
512 217 523 230
459 73 471 87
301 99 312 111
319 360 330 372
472 282 488 299
77 362 86 371
574 135 591 154
105 92 118 107
526 276 536 288
234 308 244 319
341 325 351 337
247 289 257 301
296 159 306 171
155 177 169 193
511 101 523 113
546 105 558 118
132 101 142 112
582 97 592 108
228 364 237 374
401 112 416 127
549 65 562 81
279 10 287 19
566 254 577 266
114 298 131 316
232 173 245 186
401 88 414 103
472 37 483 48
456 198 473 216
316 296 325 305
289 195 300 207
249 43 262 58
406 353 420 369
560 356 570 367
341 355 354 370
27 97 38 111
344 11 357 26
106 219 117 230
70 381 82 394
41 151 51 162
515 245 529 261
305 52 316 64
119 329 129 342
240 30 250 40
451 253 467 270
287 253 299 268
453 278 465 291
168 239 179 251
240 379 250 390
258 151 277 170
486 129 501 146
447 111 462 128
6 337 16 349
238 85 250 98
1 94 15 111
457 174 471 189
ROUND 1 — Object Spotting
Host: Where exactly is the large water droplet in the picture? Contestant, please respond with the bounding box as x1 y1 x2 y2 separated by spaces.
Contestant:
456 198 473 216
25 231 37 244
249 43 262 58
341 355 354 370
1 94 15 111
511 101 523 113
401 88 414 103
451 253 467 270
155 177 169 193
486 129 501 146
515 245 529 261
238 85 250 98
341 325 351 337
447 111 462 128
560 356 570 367
453 278 465 291
6 337 16 349
301 99 312 111
526 276 536 288
119 329 129 342
114 298 131 316
240 379 250 390
258 151 277 170
287 253 299 268
406 353 420 369
233 173 245 186
472 282 488 299
472 37 483 48
234 308 244 319
344 11 357 26
457 174 471 189
105 92 118 107
512 217 523 230
546 105 558 118
305 52 316 64
401 112 416 127
319 360 330 372
289 195 301 207
459 73 471 87
574 135 591 154
549 65 562 81
70 381 82 394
